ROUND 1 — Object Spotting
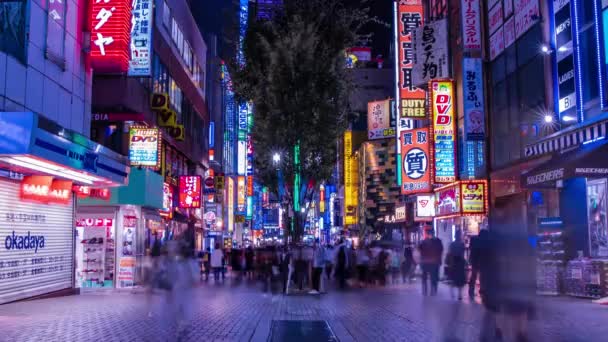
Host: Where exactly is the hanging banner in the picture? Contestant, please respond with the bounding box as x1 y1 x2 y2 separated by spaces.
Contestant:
367 99 394 140
178 176 202 208
401 128 432 194
159 182 173 218
463 58 485 141
128 0 153 76
343 131 359 225
430 80 457 184
461 0 481 51
397 0 426 118
412 19 449 86
514 0 539 39
89 0 132 72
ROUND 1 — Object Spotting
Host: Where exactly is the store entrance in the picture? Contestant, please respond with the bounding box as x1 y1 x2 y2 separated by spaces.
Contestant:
75 216 116 289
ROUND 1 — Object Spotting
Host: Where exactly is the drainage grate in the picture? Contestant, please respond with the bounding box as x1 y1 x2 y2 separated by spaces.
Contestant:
268 320 338 342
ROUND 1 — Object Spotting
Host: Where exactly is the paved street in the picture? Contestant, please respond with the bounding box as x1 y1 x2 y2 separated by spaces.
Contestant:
1 279 607 342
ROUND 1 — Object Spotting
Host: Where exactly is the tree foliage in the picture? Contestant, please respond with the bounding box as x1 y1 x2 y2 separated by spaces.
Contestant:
232 0 372 197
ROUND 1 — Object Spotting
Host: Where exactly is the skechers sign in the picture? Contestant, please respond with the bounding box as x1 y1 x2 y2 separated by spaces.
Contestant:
5 231 45 253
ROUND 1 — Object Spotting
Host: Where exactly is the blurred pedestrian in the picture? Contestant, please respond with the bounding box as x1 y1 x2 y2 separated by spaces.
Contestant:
355 245 370 287
334 239 350 289
468 232 482 298
478 229 502 341
402 241 415 283
324 244 334 279
211 243 224 282
377 248 389 286
390 248 401 285
310 239 325 294
446 231 466 300
418 229 443 296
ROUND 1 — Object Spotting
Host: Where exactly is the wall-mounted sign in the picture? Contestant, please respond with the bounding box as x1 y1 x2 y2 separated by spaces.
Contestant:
128 126 161 169
227 177 234 232
149 93 184 141
415 194 435 221
215 175 225 190
461 180 487 214
395 205 407 223
20 176 72 204
488 2 503 35
461 0 481 51
90 0 132 72
205 203 219 231
430 80 457 183
503 16 516 48
203 176 215 194
344 131 359 224
367 99 394 140
435 184 460 217
73 185 111 201
413 19 449 86
128 0 153 76
159 182 173 218
401 128 431 194
554 0 576 116
237 141 247 175
247 175 254 197
178 176 202 208
489 26 504 61
514 0 539 39
463 58 485 141
237 176 246 212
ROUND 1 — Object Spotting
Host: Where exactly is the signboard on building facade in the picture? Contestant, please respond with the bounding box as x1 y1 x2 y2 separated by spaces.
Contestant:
504 0 514 18
401 128 432 194
488 2 503 35
461 180 488 214
159 182 173 218
412 19 449 86
90 0 132 72
503 16 516 48
415 194 435 221
178 176 202 208
129 127 161 169
514 0 539 38
128 0 153 76
435 183 460 217
237 176 246 212
430 80 457 184
489 26 504 61
463 58 485 140
554 0 577 116
461 0 481 51
397 1 426 119
344 131 359 225
367 99 395 140
395 204 407 223
227 177 235 232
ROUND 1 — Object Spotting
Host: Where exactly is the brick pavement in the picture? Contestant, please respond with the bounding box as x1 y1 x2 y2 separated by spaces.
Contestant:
0 280 607 342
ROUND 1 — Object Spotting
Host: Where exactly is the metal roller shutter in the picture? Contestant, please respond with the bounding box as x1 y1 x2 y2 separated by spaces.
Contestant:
0 178 74 304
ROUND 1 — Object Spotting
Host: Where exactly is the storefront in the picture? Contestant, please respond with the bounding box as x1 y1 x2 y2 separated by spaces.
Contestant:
77 168 163 289
0 112 129 304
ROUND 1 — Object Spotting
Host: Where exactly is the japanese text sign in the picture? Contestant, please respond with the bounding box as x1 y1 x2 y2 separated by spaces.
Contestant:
461 0 481 51
430 80 457 184
413 19 449 86
128 126 161 169
237 176 246 212
129 0 153 76
160 183 173 218
435 184 460 217
461 181 487 214
90 0 132 72
401 127 431 195
463 58 485 140
397 1 426 118
514 0 539 39
179 176 202 208
20 176 72 204
488 2 503 35
367 99 394 140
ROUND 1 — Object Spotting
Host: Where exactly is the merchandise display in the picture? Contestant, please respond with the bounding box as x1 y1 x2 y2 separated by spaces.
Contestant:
564 259 607 299
75 219 116 288
536 231 566 295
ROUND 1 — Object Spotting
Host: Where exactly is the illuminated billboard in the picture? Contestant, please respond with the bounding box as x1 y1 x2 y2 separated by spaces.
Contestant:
90 0 132 72
367 99 395 140
343 131 358 225
178 176 202 208
129 127 161 169
401 128 432 194
430 80 457 184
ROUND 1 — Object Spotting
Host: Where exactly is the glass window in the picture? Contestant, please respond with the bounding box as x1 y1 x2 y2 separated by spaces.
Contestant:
516 24 541 67
45 0 66 67
153 55 169 93
162 0 170 28
577 0 596 27
491 55 506 85
171 18 178 45
0 1 27 63
580 27 600 103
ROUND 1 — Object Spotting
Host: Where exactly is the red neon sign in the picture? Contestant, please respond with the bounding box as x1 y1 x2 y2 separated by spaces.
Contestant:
21 176 72 204
90 0 132 73
179 176 202 208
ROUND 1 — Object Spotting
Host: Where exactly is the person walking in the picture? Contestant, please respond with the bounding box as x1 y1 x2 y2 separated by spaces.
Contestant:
446 231 467 300
334 239 350 289
310 239 325 294
468 231 483 298
418 229 443 296
245 246 255 280
355 246 370 287
402 241 415 283
210 243 224 282
324 244 334 279
390 248 402 285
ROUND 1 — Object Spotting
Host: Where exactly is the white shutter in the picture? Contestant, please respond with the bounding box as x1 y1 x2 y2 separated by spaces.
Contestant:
0 179 74 304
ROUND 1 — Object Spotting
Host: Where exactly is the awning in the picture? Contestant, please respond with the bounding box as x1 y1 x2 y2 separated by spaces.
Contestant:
522 140 608 188
0 112 129 186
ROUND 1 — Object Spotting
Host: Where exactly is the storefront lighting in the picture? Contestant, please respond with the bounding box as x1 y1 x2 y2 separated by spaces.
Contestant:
540 44 552 54
562 115 577 122
0 156 95 185
544 115 554 123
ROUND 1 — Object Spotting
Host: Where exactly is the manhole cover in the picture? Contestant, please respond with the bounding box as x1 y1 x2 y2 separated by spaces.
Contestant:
269 320 337 342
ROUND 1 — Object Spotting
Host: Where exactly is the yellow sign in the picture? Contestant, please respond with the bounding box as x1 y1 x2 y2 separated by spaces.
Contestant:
158 109 177 127
215 175 225 190
237 176 246 211
151 93 182 139
235 215 246 223
461 181 487 214
343 131 359 226
227 177 234 232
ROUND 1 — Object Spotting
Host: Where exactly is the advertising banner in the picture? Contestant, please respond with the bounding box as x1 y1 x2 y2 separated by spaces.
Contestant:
463 58 485 140
430 80 457 184
435 184 460 217
395 205 407 223
461 0 481 51
90 0 132 72
401 128 432 194
514 0 539 38
344 131 359 225
178 176 202 208
128 127 161 169
397 0 426 118
367 99 394 140
413 19 449 86
415 194 435 221
461 181 487 214
128 0 153 76
237 176 246 212
159 182 173 218
227 177 234 232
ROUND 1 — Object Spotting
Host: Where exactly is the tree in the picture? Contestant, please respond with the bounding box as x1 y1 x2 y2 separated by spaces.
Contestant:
232 0 373 240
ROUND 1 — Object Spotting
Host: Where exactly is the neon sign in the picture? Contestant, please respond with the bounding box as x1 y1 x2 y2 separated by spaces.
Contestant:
90 0 133 73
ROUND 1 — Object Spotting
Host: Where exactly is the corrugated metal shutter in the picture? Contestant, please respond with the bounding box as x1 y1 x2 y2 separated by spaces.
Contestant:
0 178 74 304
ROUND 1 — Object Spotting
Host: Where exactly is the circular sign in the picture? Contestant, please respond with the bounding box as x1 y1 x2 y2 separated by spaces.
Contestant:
403 147 428 180
204 177 214 187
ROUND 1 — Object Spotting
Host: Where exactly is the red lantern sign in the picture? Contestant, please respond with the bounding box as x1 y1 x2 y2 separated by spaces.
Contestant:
179 176 202 208
90 0 133 73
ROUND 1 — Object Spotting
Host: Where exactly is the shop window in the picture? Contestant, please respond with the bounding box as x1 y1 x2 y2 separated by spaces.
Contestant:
577 0 596 27
45 0 66 68
0 1 27 63
491 54 506 86
587 179 608 257
580 27 600 104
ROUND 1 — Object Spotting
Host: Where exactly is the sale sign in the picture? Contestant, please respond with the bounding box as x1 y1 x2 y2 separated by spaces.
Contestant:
90 0 133 73
129 126 161 169
178 176 202 208
430 80 457 184
401 128 432 194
